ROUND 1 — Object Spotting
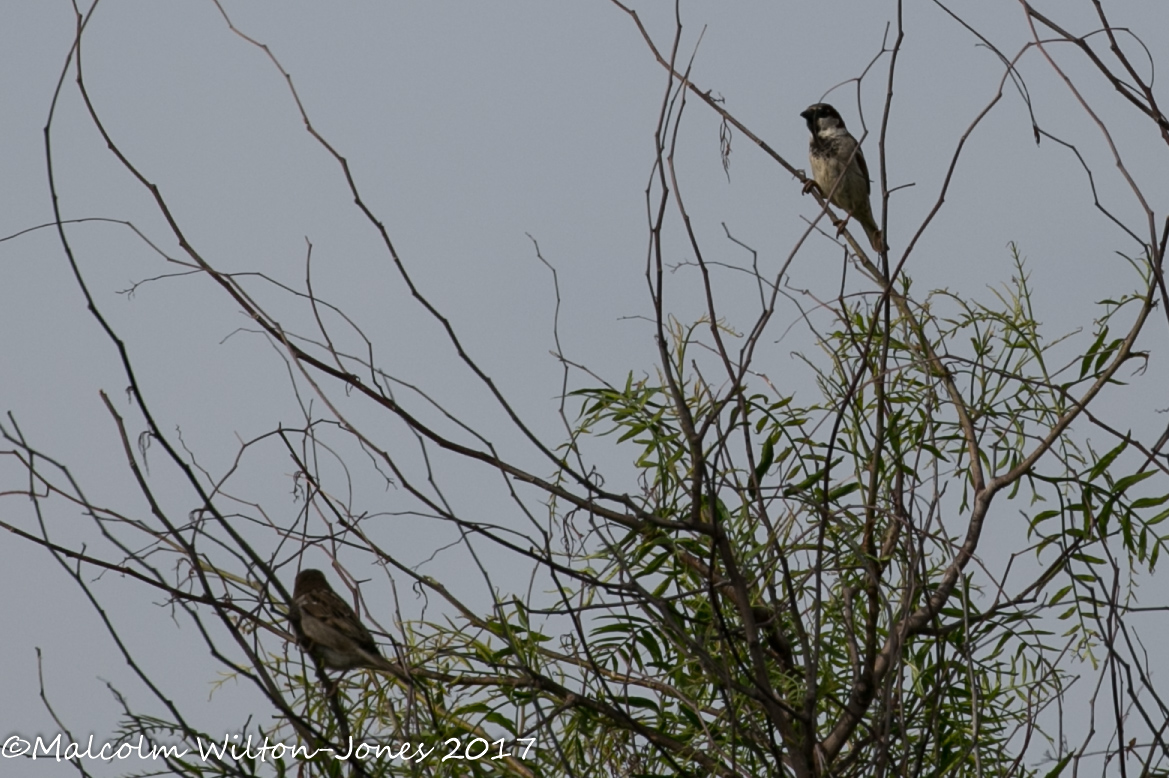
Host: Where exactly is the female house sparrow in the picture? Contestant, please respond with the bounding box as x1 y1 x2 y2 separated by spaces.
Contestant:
289 568 404 679
800 102 885 252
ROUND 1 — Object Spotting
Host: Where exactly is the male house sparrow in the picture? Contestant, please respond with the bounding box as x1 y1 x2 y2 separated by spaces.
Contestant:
289 568 404 679
800 102 885 252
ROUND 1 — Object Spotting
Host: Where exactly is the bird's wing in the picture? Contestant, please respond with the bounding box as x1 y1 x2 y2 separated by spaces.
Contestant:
854 143 872 197
300 590 382 655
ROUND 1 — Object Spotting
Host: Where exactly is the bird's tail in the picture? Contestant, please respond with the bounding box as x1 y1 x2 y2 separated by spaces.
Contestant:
865 225 887 253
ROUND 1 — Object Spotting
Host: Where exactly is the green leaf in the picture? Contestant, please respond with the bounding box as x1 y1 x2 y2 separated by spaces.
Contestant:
1112 469 1155 493
1088 440 1126 481
1049 585 1072 605
754 435 775 484
1130 493 1169 510
827 482 861 501
1043 754 1072 778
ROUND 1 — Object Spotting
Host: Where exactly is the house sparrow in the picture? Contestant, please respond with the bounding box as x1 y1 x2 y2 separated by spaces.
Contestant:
289 568 404 679
800 102 885 252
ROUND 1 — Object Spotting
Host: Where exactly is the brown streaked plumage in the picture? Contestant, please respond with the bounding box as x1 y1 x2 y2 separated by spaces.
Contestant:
289 568 404 678
800 102 886 253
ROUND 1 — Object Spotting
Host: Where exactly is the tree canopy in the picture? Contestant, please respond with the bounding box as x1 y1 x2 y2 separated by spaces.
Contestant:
4 3 1169 777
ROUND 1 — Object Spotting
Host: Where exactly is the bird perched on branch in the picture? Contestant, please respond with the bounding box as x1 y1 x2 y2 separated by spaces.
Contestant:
289 568 405 680
800 102 886 253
